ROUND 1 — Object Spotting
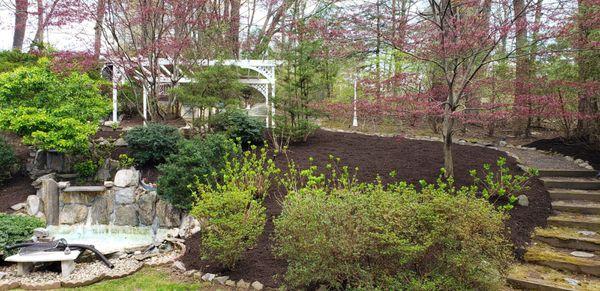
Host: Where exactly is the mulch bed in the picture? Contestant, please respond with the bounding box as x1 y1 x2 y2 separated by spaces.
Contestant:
182 129 552 287
526 137 600 170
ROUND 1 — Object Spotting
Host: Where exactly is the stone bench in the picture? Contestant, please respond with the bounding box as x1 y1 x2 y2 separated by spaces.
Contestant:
5 250 81 278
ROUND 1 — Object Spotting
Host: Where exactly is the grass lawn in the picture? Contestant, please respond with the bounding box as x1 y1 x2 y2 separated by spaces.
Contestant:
65 266 231 291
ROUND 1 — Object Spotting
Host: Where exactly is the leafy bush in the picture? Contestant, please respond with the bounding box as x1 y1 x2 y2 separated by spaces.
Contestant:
209 110 265 146
219 145 280 199
0 137 17 184
0 59 110 152
190 186 266 269
273 162 512 290
0 214 45 256
0 51 39 73
74 160 99 178
124 123 182 165
470 157 539 211
270 117 319 150
118 154 135 169
157 134 234 210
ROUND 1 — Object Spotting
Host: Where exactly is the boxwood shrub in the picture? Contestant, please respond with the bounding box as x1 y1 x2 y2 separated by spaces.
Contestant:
124 123 182 166
157 134 235 210
0 214 45 256
208 110 265 146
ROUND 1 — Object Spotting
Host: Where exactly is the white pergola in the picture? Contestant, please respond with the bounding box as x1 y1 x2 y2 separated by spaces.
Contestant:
109 59 283 127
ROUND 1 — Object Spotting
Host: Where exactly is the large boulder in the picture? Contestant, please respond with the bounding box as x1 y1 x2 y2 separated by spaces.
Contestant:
26 195 42 216
41 179 59 225
90 195 110 224
113 168 140 188
95 159 120 182
60 204 88 224
156 199 181 228
178 215 201 238
115 187 136 204
137 191 157 226
114 205 139 226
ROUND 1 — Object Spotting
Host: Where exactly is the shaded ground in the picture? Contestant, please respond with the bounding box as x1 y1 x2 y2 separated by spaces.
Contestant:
526 137 600 170
0 132 35 213
182 130 552 287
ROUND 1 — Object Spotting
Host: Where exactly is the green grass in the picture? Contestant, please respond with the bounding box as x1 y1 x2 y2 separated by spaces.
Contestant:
66 267 209 291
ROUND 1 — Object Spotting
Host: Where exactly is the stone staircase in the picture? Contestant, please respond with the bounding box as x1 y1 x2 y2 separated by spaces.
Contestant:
508 169 600 290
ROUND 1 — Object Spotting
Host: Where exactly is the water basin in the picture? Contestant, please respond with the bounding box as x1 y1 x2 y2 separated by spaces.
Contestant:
47 225 168 254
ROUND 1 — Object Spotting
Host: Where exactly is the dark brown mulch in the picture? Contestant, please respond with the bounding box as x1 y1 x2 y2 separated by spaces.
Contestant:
526 137 600 170
182 130 552 287
0 172 35 213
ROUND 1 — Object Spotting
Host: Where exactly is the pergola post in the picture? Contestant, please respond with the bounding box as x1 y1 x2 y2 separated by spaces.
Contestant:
265 86 270 128
112 65 119 123
271 82 276 128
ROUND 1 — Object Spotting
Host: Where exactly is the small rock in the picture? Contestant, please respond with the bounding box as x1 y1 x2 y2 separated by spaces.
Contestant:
173 260 186 272
584 165 594 170
167 228 180 238
0 271 5 280
104 181 114 188
577 230 597 236
185 270 197 277
564 278 580 286
57 181 70 189
33 227 49 238
498 140 507 147
201 273 216 282
251 281 264 290
237 279 251 289
225 279 236 287
564 156 574 161
134 250 142 255
114 168 140 187
193 272 203 280
517 194 529 207
10 202 26 211
215 276 229 284
115 138 128 147
570 251 595 258
574 159 585 164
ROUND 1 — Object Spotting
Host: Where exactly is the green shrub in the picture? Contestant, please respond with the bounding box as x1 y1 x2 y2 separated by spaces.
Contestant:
124 123 182 165
0 214 45 256
270 117 319 150
74 160 99 178
157 134 234 210
469 157 539 211
273 162 512 290
209 110 265 146
0 59 110 153
0 51 39 73
0 137 17 184
219 145 280 199
118 154 135 169
190 186 266 269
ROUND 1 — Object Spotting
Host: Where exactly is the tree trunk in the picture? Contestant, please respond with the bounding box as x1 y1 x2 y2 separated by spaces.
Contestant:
94 0 106 59
229 0 240 58
12 0 28 51
575 0 600 147
33 0 44 46
513 0 531 136
442 103 455 178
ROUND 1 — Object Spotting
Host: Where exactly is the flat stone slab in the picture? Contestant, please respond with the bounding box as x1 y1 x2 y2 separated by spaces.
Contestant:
63 186 106 193
5 250 80 263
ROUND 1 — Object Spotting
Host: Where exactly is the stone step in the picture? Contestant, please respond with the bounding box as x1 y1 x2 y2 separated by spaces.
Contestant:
524 243 600 276
548 213 600 231
541 178 600 191
549 189 600 203
539 169 599 178
552 201 600 215
508 264 600 291
535 227 600 252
